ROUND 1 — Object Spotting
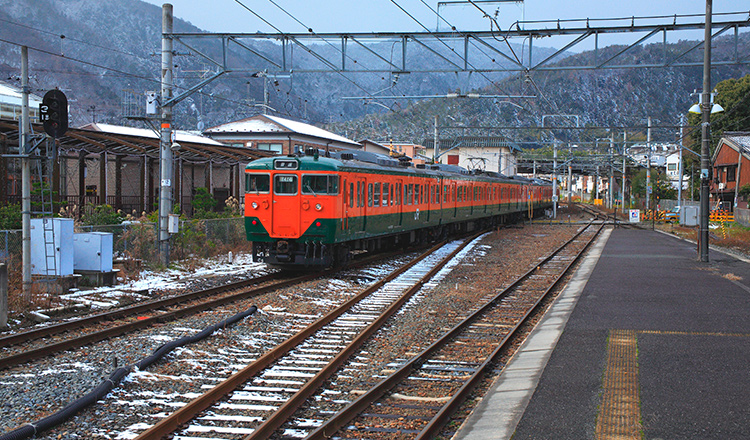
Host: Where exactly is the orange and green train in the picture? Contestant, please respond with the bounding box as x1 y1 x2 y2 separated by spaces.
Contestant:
244 150 553 268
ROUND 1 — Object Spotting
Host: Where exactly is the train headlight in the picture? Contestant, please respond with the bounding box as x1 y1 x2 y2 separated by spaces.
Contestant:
315 203 323 211
251 201 259 209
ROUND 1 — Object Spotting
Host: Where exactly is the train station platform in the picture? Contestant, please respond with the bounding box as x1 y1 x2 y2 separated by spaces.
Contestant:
454 226 750 440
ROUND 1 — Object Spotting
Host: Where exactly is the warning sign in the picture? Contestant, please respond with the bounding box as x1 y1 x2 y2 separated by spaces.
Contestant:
629 209 640 223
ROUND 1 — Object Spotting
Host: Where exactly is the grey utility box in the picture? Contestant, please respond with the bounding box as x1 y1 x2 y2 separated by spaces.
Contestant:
30 218 74 276
73 232 114 272
681 206 699 227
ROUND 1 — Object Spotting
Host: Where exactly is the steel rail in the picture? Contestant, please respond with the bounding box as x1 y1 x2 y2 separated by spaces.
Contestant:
132 238 459 440
306 221 601 439
0 247 409 370
244 235 479 440
416 223 603 439
0 273 281 349
0 272 318 370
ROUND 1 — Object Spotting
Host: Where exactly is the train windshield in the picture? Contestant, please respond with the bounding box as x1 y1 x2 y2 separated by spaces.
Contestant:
246 174 270 193
301 175 339 195
274 174 298 195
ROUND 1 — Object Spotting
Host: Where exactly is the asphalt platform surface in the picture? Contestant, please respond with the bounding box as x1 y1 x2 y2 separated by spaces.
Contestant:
455 226 750 440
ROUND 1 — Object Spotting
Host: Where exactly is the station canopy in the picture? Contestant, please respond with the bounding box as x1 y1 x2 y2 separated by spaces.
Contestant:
0 118 272 164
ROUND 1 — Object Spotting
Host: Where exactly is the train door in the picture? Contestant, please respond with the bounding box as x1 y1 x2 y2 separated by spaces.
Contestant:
452 182 458 218
483 185 488 213
344 178 353 235
396 179 404 226
425 183 431 222
359 177 367 232
270 173 301 237
470 184 475 215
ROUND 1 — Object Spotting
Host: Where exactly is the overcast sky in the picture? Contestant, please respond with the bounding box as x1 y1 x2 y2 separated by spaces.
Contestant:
141 0 747 39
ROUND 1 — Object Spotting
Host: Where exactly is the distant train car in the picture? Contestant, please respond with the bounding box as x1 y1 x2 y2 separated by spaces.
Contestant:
244 149 552 268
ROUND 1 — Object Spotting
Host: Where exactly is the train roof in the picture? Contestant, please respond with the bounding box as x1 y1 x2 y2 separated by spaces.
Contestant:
245 149 539 185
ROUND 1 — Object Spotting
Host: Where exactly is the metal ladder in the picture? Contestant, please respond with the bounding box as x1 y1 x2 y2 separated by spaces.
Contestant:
33 137 57 278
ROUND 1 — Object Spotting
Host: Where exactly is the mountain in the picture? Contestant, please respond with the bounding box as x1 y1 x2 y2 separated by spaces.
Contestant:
0 0 560 130
0 0 747 148
327 34 750 147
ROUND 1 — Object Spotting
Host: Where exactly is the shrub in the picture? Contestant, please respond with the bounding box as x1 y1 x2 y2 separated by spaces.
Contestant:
192 188 217 216
81 204 123 226
0 204 22 230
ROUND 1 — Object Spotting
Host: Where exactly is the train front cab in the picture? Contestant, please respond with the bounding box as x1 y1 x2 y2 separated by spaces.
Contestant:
245 157 340 268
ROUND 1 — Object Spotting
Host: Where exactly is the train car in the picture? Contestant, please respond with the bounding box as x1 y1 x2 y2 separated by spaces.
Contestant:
244 149 553 268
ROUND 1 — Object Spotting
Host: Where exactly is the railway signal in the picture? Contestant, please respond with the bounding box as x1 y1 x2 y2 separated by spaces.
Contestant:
39 89 68 138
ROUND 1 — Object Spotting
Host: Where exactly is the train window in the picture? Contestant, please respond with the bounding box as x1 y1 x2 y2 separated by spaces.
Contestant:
302 175 339 195
368 183 374 207
414 184 420 205
349 182 354 207
246 174 270 193
383 182 390 206
443 185 448 203
356 182 362 207
360 182 365 207
374 183 381 207
274 174 297 195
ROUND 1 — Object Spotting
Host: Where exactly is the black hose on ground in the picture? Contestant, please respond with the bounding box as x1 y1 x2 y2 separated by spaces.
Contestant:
0 305 258 440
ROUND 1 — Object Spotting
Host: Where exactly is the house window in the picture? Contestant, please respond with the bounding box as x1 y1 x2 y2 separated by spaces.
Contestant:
727 166 736 182
258 143 283 153
447 155 459 165
668 163 677 171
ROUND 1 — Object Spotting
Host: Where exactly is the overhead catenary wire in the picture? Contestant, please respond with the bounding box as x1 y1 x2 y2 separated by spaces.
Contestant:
233 0 375 98
388 0 528 112
0 16 151 61
415 0 529 109
466 0 558 112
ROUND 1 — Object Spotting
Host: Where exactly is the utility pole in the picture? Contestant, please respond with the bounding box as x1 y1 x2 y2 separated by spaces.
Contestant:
433 115 439 163
158 3 174 266
646 117 651 210
609 136 614 209
678 115 685 209
699 0 713 262
621 131 627 215
20 46 31 302
567 143 572 203
553 142 558 218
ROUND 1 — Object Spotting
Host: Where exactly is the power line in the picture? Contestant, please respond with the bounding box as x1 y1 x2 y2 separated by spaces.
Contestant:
0 16 152 61
389 0 527 110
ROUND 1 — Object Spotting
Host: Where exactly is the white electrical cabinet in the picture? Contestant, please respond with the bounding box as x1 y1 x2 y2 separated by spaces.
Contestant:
681 206 699 227
30 218 74 276
73 232 114 272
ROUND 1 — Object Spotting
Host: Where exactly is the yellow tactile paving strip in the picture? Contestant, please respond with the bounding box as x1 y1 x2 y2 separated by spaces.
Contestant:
640 330 750 338
595 329 750 439
595 329 642 440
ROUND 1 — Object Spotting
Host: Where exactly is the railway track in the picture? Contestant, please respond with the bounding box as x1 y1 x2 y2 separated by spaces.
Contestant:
303 220 602 440
129 235 481 440
0 251 408 371
126 221 600 440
